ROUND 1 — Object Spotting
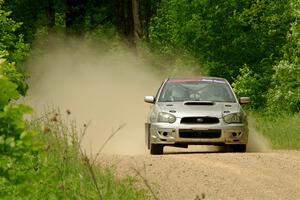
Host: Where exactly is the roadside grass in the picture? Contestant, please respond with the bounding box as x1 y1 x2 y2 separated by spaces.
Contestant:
25 108 150 200
253 112 300 150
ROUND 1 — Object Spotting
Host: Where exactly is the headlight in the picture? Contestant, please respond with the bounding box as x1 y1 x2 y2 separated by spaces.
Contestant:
157 112 176 123
223 112 243 124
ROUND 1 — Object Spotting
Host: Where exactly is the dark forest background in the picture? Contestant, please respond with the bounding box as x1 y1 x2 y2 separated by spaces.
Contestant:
2 0 300 112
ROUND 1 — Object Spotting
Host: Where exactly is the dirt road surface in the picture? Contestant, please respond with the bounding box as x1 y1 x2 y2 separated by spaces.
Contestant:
100 148 300 200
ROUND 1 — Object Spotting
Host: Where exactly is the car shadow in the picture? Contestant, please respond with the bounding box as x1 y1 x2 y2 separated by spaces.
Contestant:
163 146 228 155
164 151 225 155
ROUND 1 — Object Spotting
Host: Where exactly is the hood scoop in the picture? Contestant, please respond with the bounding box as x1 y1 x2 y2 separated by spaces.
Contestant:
184 101 215 106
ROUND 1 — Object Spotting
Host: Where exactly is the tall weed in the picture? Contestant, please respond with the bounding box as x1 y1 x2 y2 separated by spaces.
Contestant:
254 112 300 149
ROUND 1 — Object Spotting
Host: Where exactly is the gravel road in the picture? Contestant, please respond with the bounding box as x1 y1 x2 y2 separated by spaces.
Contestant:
100 148 300 200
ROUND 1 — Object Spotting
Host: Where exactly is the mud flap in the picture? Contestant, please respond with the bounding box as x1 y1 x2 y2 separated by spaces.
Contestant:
145 123 151 149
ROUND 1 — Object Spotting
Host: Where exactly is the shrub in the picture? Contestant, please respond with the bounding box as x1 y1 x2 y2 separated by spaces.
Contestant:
26 109 150 200
0 56 41 198
0 1 29 65
232 65 266 108
267 61 300 112
266 11 300 113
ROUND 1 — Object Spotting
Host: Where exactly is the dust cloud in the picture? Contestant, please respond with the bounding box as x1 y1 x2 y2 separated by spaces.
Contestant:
25 38 161 155
24 37 270 155
247 116 271 152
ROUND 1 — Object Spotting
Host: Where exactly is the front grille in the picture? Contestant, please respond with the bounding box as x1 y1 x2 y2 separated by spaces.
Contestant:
180 117 219 124
179 129 221 138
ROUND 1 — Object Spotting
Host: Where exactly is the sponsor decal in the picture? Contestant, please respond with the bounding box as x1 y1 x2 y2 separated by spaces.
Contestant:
168 78 225 84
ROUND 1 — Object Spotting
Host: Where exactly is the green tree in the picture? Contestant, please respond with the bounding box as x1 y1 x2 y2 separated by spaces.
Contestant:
151 0 294 77
0 2 40 197
267 1 300 113
150 0 296 108
0 1 29 65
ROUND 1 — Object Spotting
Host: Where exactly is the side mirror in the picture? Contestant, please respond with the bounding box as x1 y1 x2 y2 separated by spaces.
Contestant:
239 97 251 104
144 96 155 104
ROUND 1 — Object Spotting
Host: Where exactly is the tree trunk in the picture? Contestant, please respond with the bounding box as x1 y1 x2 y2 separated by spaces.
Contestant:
115 0 126 36
132 0 141 43
46 0 55 30
140 0 160 40
143 0 151 40
115 0 135 46
126 0 134 44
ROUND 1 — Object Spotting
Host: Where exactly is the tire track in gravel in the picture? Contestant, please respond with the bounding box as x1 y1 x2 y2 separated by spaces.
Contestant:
100 149 300 200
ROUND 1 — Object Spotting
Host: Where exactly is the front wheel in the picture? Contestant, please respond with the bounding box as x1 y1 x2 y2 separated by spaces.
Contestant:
229 144 247 153
150 144 164 155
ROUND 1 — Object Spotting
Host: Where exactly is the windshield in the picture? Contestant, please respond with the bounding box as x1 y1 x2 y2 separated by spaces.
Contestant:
158 79 236 103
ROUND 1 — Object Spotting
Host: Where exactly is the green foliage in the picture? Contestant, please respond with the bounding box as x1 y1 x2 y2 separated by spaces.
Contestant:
0 3 39 197
0 78 19 110
150 0 299 111
267 60 300 112
23 110 150 200
0 58 40 197
3 0 65 41
150 0 293 79
232 65 265 108
267 10 300 113
1 108 150 199
84 25 126 51
0 105 41 197
0 2 29 64
0 56 28 96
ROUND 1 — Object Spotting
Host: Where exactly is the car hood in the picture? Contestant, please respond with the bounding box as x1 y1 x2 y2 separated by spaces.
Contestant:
156 102 240 118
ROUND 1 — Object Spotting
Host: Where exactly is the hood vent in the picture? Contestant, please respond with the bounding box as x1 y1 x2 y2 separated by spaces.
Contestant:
184 101 214 106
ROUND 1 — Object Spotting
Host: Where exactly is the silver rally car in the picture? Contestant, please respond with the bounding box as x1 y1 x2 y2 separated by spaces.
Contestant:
144 77 250 155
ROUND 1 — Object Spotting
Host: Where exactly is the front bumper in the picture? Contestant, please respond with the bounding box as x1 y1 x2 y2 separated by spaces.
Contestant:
149 121 248 145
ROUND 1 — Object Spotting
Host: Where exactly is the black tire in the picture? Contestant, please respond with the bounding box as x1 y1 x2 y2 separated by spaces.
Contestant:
145 123 151 150
230 144 247 153
150 144 164 155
